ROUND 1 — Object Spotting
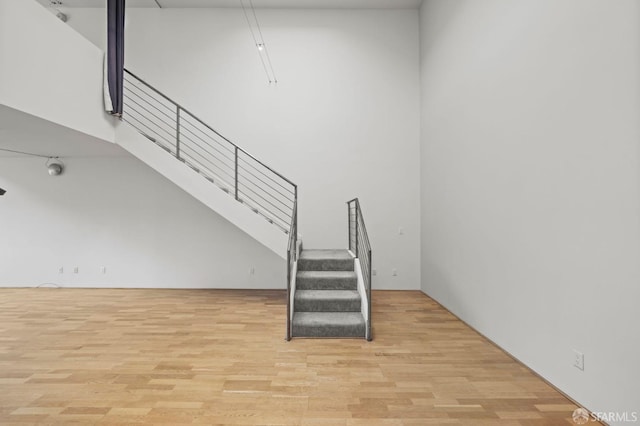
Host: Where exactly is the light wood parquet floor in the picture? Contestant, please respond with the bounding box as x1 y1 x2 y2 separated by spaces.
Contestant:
0 289 595 425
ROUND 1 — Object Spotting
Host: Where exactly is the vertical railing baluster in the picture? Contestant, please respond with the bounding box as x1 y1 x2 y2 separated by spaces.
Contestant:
355 202 359 258
287 246 291 341
176 106 181 159
294 187 298 261
367 249 372 341
234 147 239 201
347 202 351 252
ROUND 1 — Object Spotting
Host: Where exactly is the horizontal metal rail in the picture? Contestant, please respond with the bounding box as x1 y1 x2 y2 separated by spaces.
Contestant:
122 68 297 234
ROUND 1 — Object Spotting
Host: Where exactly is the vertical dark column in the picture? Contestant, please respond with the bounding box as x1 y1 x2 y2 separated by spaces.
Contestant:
107 0 125 116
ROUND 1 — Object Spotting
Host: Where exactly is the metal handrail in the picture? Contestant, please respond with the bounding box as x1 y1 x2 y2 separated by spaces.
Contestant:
124 69 296 187
122 68 297 235
347 198 372 341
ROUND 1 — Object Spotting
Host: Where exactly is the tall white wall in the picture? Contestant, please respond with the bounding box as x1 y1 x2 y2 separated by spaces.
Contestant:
420 0 640 421
0 141 283 289
63 7 421 290
0 0 114 143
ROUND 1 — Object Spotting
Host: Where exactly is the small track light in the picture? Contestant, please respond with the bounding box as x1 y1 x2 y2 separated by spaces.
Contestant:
0 188 6 196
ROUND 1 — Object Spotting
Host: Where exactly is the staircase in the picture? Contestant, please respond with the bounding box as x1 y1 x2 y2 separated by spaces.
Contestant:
292 250 365 338
119 69 373 341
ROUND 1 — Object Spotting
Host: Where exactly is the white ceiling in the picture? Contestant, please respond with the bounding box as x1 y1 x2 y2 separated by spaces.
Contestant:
38 0 422 9
0 105 125 158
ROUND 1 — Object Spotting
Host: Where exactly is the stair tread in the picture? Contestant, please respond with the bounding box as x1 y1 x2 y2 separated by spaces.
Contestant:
296 270 357 290
299 249 352 261
295 290 360 301
293 312 365 327
298 249 354 272
297 271 356 279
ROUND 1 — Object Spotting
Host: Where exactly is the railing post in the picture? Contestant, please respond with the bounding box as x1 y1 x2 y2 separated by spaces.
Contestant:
176 106 181 159
355 202 359 258
286 248 291 341
347 202 351 253
234 147 239 201
294 187 298 261
367 249 372 341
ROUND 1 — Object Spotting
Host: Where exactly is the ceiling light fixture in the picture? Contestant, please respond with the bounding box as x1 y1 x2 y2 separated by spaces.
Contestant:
0 148 66 177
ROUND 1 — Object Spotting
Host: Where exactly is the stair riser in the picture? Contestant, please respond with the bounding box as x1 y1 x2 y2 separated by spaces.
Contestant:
292 323 365 338
296 277 357 290
298 258 353 272
295 298 361 312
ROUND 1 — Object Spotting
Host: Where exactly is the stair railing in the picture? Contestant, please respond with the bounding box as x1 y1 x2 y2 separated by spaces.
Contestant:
122 68 297 235
347 198 372 341
286 199 297 341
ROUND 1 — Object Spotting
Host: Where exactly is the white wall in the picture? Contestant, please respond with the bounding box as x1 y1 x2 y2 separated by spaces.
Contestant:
420 0 640 421
0 143 284 289
62 7 422 290
0 0 114 143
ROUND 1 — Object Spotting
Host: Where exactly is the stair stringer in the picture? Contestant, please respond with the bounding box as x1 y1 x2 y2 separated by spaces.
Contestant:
115 121 287 258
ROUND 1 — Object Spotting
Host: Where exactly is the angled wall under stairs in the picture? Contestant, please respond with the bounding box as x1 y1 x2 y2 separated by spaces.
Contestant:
115 121 290 258
117 69 297 259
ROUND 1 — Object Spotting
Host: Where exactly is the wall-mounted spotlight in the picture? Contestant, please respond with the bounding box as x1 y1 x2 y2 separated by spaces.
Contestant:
0 188 6 196
46 158 64 176
56 11 68 22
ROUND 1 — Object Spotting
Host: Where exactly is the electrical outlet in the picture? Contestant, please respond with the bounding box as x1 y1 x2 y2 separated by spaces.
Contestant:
392 269 397 276
58 267 64 274
398 227 404 235
250 267 255 275
372 269 377 276
73 267 79 274
100 266 106 274
573 350 584 371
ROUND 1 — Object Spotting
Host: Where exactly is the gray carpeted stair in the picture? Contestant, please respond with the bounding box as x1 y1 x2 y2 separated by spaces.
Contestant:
296 271 357 290
295 290 361 312
297 249 354 271
292 249 365 338
293 312 365 338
